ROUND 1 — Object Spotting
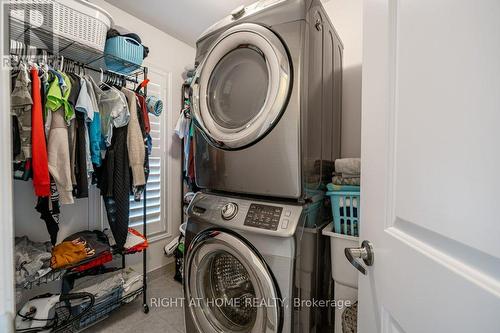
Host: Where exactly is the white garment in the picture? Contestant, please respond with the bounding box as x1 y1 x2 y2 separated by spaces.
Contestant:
174 112 190 139
93 85 130 149
124 229 145 249
121 268 143 303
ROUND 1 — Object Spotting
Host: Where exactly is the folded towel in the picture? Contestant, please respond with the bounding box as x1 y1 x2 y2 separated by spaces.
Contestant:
335 158 361 176
332 175 360 186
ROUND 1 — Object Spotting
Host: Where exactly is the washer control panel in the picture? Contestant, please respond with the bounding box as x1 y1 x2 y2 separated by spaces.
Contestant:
244 204 283 230
188 192 304 237
221 202 238 220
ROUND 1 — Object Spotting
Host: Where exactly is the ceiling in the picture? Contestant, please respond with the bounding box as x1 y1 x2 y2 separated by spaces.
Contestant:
104 0 258 46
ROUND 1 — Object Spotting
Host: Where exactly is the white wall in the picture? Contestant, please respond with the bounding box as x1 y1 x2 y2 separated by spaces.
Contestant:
14 1 195 274
323 0 362 158
1 2 15 325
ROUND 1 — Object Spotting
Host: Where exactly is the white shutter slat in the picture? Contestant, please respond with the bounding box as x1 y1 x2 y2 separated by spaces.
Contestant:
129 100 164 228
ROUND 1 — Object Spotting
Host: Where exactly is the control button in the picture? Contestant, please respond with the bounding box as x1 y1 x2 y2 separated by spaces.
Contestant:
284 211 291 217
231 5 245 19
282 219 289 229
221 202 238 220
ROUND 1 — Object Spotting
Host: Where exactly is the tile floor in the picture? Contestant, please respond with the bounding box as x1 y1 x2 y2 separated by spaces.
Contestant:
90 264 186 333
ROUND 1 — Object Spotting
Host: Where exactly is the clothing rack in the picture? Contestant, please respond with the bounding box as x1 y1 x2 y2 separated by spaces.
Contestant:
10 16 151 332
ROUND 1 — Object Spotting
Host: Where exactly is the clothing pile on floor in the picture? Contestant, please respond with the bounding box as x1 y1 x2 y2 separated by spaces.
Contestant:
332 158 361 186
15 236 54 288
10 63 160 248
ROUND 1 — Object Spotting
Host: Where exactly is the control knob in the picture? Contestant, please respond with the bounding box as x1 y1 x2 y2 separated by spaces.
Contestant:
221 202 238 220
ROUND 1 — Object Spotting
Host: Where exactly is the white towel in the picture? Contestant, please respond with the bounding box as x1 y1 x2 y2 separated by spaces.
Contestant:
335 158 361 176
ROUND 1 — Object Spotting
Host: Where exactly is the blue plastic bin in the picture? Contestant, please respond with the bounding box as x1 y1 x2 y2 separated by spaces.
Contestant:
303 199 323 228
104 36 144 74
326 184 360 236
302 189 325 228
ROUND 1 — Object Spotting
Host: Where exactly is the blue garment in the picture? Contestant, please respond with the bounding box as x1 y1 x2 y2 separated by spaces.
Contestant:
76 76 102 167
183 121 192 174
146 133 153 156
88 112 102 166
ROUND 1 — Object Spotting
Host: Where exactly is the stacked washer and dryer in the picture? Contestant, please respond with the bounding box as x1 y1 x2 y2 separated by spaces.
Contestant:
184 0 343 332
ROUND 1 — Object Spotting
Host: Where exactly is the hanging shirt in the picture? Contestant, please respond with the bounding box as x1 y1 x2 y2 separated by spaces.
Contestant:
75 77 94 175
92 84 130 153
11 65 33 161
30 66 50 197
46 73 74 123
82 76 102 167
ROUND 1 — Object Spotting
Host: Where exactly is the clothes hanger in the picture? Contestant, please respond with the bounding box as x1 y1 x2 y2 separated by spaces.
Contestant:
59 55 64 72
99 68 113 89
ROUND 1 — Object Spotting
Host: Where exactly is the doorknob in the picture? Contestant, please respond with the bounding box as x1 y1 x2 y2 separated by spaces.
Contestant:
345 240 374 275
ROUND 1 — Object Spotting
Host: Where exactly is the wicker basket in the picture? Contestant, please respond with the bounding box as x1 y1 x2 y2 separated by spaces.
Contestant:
342 302 358 333
9 0 113 51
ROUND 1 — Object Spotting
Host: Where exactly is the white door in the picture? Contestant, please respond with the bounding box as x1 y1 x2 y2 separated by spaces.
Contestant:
358 0 500 332
1 3 15 332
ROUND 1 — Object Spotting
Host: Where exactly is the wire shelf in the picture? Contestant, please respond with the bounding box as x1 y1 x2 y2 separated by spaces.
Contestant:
19 247 146 290
53 287 145 333
9 16 145 77
20 269 67 290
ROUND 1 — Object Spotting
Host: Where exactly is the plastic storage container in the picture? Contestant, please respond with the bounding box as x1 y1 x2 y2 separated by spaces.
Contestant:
326 184 360 236
303 200 322 227
322 223 359 333
104 36 144 74
9 0 113 51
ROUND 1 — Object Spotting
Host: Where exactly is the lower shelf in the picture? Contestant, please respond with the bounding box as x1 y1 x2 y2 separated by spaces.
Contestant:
52 287 145 333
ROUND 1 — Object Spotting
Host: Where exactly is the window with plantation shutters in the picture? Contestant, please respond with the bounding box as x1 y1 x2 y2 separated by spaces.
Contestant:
129 114 162 226
128 70 168 237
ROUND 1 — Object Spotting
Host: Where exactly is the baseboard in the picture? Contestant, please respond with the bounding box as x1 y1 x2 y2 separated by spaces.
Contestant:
147 260 176 281
0 313 13 333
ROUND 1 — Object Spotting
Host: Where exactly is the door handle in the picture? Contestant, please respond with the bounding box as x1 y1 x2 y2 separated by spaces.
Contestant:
345 240 374 275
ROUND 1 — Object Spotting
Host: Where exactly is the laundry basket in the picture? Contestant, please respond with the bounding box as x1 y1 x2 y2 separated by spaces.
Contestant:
342 302 358 333
105 36 144 74
326 184 360 236
9 0 113 52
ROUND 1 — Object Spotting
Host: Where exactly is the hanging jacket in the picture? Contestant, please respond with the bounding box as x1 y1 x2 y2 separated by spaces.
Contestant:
31 67 50 197
66 73 85 196
122 88 145 187
136 93 150 134
98 125 131 249
47 108 74 205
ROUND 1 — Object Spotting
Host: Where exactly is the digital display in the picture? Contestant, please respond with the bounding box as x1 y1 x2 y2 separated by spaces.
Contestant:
244 204 282 230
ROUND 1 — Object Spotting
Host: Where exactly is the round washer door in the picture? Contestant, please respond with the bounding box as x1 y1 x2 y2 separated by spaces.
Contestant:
191 23 292 150
185 230 282 333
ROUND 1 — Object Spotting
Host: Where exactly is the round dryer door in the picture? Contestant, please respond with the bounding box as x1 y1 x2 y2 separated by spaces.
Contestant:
185 230 282 333
191 23 292 150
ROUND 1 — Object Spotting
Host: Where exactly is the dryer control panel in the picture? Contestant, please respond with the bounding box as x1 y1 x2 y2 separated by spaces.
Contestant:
188 192 304 237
